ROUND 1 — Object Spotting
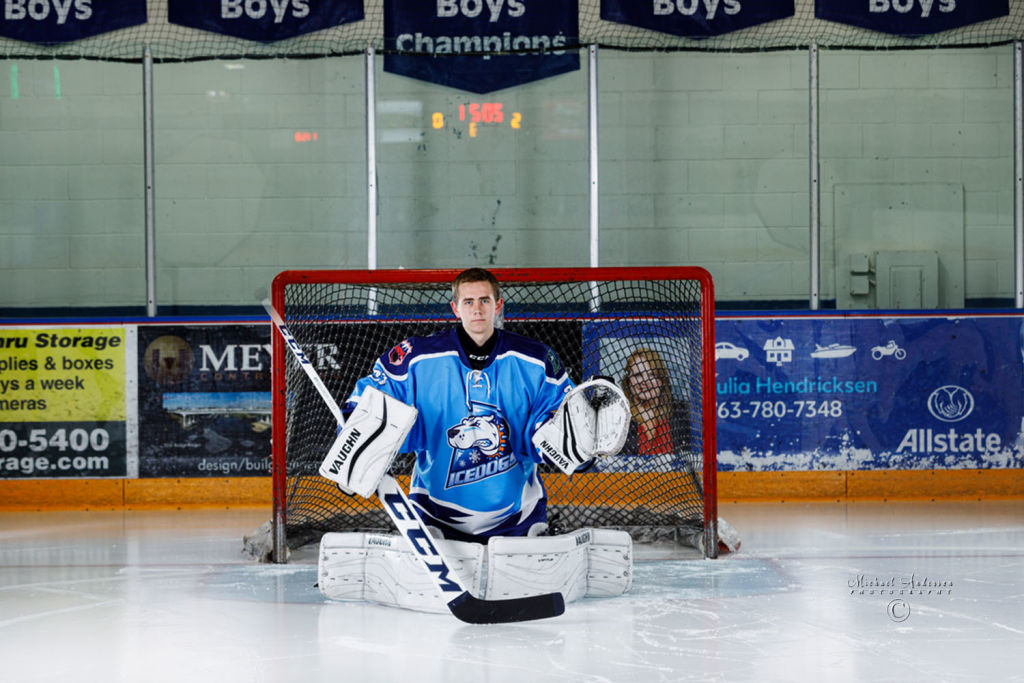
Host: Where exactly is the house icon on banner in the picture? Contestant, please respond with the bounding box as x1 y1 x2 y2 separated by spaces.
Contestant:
763 337 795 365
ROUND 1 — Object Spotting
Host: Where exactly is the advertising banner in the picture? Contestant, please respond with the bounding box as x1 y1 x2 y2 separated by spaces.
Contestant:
167 0 363 42
0 328 128 478
815 0 1008 36
384 0 579 94
601 0 794 38
714 315 1024 471
0 0 147 43
137 325 271 477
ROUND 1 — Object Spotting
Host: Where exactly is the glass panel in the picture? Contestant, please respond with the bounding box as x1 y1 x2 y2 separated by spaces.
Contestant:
0 60 144 311
154 57 365 308
375 52 589 268
820 46 1014 310
598 50 810 308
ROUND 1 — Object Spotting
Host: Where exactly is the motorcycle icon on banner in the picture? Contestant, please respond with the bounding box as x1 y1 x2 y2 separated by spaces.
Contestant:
871 340 906 361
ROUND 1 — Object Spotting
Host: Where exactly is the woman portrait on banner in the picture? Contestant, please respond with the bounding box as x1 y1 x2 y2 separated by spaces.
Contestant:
604 347 693 472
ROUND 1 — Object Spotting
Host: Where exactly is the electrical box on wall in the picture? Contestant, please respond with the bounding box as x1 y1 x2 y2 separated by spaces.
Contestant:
833 183 965 310
875 250 940 309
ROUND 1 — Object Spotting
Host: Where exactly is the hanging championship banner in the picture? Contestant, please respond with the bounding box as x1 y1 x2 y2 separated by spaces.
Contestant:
168 0 363 42
0 327 128 479
713 314 1024 471
384 0 579 94
815 0 1008 36
137 325 271 477
0 0 147 43
600 0 794 38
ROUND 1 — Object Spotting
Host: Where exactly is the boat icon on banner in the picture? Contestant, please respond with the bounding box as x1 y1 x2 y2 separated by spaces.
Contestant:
810 343 856 359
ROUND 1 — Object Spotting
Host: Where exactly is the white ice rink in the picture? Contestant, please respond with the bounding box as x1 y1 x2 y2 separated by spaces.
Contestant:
2 501 1022 682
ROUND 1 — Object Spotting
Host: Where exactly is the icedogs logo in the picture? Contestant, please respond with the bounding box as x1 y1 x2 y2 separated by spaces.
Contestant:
927 385 974 423
445 414 515 488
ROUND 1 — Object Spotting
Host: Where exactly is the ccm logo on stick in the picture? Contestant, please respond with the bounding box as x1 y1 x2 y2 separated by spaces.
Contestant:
381 492 462 593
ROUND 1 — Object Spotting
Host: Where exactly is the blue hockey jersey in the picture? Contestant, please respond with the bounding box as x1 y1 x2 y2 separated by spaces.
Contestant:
345 326 572 541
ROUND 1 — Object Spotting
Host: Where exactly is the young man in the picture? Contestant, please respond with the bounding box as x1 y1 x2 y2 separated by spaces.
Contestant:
343 267 572 541
317 268 633 613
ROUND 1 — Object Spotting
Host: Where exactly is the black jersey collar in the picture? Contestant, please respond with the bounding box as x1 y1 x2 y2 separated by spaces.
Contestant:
456 325 499 370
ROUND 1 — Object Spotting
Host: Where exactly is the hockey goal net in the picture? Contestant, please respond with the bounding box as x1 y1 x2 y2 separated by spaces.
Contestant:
268 267 717 561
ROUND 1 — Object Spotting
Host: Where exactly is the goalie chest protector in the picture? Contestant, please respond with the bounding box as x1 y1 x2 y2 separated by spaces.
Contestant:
345 327 572 539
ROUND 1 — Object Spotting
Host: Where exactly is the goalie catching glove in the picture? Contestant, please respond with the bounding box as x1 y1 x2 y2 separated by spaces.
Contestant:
318 386 418 498
531 377 630 474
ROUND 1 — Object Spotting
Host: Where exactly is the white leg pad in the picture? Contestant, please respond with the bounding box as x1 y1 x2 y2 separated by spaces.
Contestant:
485 528 632 603
586 528 634 597
318 532 484 614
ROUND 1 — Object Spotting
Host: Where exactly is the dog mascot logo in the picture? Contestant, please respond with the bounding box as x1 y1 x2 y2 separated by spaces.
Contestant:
445 414 514 488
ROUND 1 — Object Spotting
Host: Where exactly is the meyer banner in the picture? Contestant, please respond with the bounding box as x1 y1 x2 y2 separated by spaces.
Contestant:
0 0 147 43
384 0 579 93
714 314 1024 471
137 325 271 477
0 328 128 478
815 0 1009 36
167 0 364 42
601 0 794 38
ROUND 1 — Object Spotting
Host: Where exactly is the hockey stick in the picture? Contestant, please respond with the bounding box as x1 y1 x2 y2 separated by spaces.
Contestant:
263 298 565 624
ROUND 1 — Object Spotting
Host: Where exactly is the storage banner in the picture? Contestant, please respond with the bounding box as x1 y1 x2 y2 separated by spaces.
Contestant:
714 315 1024 471
0 0 147 43
137 325 271 477
600 0 794 38
384 0 579 94
168 0 363 42
815 0 1008 36
0 328 128 478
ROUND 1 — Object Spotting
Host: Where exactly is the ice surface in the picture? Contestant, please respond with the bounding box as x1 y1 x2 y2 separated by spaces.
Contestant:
1 502 1022 682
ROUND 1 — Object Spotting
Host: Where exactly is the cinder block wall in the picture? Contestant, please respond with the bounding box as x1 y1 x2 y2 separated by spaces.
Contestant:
0 47 1014 309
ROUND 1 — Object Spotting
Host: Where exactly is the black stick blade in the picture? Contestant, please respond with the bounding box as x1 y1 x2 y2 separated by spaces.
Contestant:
447 591 566 625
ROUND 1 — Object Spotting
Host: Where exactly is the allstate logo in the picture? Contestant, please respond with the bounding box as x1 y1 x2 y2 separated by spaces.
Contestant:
926 385 974 423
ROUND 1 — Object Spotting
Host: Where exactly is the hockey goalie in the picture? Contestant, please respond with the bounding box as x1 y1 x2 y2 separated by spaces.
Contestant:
315 268 635 614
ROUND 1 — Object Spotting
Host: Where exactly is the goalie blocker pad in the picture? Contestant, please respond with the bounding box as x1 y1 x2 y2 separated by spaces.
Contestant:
318 386 418 498
318 529 632 613
532 377 630 474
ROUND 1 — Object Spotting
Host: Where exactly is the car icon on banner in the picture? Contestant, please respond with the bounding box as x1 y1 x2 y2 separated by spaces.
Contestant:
715 342 749 361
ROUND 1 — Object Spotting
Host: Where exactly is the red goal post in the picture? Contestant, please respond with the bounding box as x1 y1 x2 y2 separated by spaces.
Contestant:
269 267 717 561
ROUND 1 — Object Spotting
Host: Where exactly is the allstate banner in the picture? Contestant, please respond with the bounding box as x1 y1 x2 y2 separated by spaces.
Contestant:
0 0 147 43
601 0 794 38
384 0 579 94
815 0 1008 36
715 315 1024 471
168 0 363 42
